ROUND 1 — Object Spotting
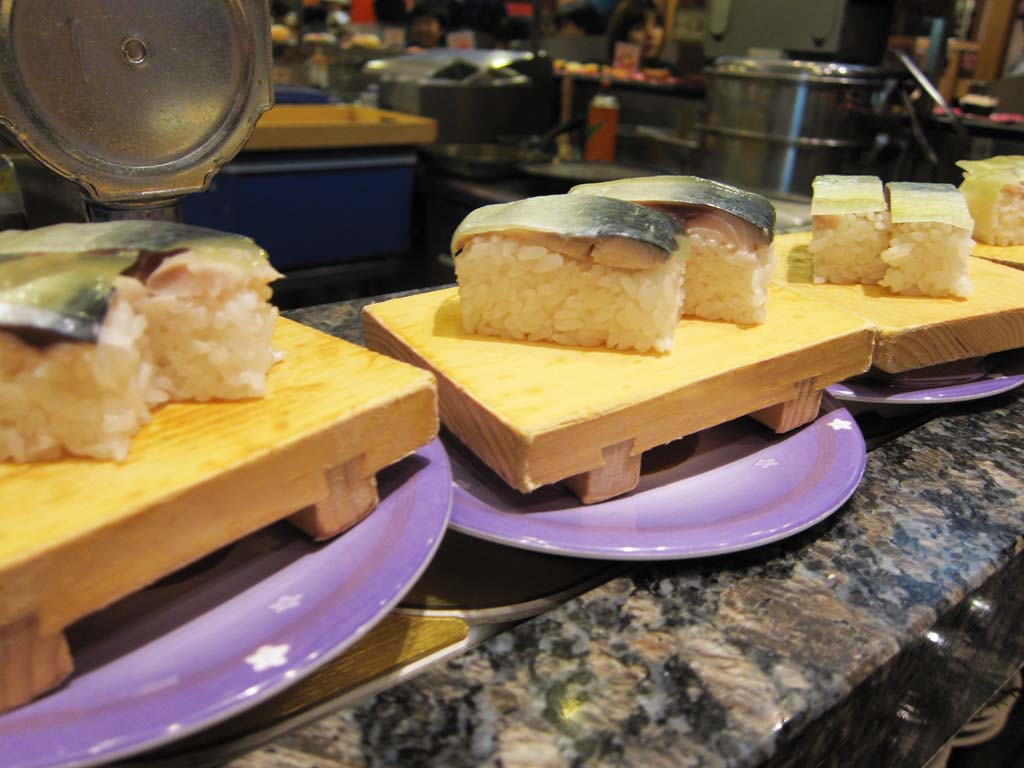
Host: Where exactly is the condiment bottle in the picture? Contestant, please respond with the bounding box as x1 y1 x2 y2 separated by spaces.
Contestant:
307 47 329 89
584 87 619 163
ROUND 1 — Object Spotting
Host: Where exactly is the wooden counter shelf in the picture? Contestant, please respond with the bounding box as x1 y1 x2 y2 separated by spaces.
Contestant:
244 104 437 151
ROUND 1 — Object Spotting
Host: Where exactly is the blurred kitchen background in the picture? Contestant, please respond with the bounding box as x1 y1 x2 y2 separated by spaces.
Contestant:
2 0 1024 309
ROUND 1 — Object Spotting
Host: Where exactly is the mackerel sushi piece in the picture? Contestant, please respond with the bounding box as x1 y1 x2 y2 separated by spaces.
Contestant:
569 176 775 324
452 194 687 353
0 222 281 462
1 255 152 461
810 175 890 285
880 183 974 298
956 155 1024 246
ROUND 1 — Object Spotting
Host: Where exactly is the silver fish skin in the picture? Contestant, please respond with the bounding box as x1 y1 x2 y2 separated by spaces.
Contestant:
451 194 685 257
0 221 269 270
569 176 776 243
0 222 273 346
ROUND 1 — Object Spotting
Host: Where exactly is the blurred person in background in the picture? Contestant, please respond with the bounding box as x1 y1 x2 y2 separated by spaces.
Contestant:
606 0 671 71
407 1 451 48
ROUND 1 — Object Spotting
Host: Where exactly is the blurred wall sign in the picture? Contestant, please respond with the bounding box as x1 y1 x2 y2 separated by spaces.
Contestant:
612 42 640 74
446 30 476 49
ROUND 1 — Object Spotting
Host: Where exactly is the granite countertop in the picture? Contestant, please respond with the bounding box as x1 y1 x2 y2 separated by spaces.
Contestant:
227 297 1024 768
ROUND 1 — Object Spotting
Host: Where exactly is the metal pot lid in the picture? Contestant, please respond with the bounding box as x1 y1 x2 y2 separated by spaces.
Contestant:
707 56 892 84
0 0 272 204
365 49 534 83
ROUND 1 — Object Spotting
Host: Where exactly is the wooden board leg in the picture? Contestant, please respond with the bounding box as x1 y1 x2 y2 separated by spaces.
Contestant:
750 378 823 433
1 616 73 713
289 455 379 541
565 439 641 504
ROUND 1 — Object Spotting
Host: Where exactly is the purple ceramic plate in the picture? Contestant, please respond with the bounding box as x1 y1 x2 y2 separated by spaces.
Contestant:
828 350 1024 404
2 440 452 768
447 399 865 560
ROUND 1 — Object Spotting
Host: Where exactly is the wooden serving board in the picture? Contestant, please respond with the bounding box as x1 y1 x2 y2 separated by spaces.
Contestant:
773 231 1024 373
972 242 1024 270
0 318 437 713
363 286 873 504
244 104 438 151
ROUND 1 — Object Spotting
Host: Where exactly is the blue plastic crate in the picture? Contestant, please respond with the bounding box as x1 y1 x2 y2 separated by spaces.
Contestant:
183 149 415 271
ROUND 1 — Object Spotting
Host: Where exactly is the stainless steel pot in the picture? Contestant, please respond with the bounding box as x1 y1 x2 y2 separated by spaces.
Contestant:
366 50 546 144
698 58 896 199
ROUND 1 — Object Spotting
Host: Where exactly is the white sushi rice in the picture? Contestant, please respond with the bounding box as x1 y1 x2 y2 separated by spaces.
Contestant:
683 232 774 324
456 234 684 353
134 254 281 401
988 184 1024 246
810 211 890 285
0 284 156 462
1 255 281 462
880 222 973 298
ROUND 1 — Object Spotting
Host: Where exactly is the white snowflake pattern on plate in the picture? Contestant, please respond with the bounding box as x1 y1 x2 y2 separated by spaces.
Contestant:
754 457 779 469
268 594 303 614
826 418 853 431
244 644 290 672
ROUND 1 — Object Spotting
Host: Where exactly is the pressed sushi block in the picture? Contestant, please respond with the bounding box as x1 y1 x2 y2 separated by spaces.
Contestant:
957 155 1024 246
569 176 777 324
809 175 890 285
364 285 873 504
0 221 437 537
880 182 974 298
961 158 1024 268
772 231 1024 372
0 228 438 713
0 221 283 462
807 176 975 297
452 195 688 354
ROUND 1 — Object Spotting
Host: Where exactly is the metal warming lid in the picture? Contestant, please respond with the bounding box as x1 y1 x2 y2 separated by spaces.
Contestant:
707 57 891 85
365 49 534 85
0 0 272 212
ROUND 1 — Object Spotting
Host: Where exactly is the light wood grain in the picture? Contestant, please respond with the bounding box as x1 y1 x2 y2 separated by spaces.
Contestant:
0 319 437 711
750 377 823 433
244 104 437 151
973 0 1016 81
0 616 71 713
772 231 1024 373
973 242 1024 270
288 456 380 541
364 287 873 497
565 439 641 503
